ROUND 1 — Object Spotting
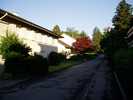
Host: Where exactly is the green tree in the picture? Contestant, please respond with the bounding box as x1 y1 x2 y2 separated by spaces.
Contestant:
112 0 132 50
100 29 114 57
52 25 62 35
112 0 132 33
101 0 133 58
80 31 87 37
92 27 102 52
65 27 80 38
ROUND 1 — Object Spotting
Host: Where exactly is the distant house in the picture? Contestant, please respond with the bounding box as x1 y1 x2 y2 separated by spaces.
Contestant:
127 26 133 47
0 9 71 57
58 34 76 54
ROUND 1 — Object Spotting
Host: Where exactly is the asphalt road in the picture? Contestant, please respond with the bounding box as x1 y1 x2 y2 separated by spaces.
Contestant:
0 55 122 100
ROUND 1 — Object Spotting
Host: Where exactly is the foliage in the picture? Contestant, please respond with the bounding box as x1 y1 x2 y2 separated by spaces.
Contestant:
0 31 31 59
4 52 28 77
112 0 133 33
101 0 133 59
49 53 96 73
92 27 102 52
49 61 77 73
130 16 133 26
72 36 93 54
113 48 133 70
114 48 133 100
111 0 132 50
101 30 115 57
1 31 48 77
52 25 62 35
9 43 31 56
64 27 87 38
64 27 80 38
5 53 49 77
80 31 87 37
27 54 48 76
48 52 66 65
69 53 96 61
100 1 133 97
68 54 83 61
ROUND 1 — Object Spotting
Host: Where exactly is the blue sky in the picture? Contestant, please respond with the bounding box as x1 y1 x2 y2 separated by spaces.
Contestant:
0 0 133 37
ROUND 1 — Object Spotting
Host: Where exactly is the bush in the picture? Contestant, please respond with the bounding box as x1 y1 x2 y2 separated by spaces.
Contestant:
27 54 49 76
48 52 66 65
113 48 133 70
8 43 31 57
69 53 96 61
1 31 49 77
4 52 28 77
113 48 133 100
0 31 31 59
68 54 83 61
5 53 49 77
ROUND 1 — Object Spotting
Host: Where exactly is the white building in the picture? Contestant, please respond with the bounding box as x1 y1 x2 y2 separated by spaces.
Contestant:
59 34 76 47
0 9 70 58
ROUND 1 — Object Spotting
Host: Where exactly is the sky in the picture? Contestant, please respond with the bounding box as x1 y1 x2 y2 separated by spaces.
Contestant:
0 0 133 37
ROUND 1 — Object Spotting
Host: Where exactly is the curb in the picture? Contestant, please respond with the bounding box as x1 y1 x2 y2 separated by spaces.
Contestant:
113 72 127 100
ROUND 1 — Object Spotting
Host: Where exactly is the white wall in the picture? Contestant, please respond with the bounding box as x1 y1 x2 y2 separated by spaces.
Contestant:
0 21 69 58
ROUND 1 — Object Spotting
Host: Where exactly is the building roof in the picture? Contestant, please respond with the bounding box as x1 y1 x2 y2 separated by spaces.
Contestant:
0 9 62 38
58 34 76 48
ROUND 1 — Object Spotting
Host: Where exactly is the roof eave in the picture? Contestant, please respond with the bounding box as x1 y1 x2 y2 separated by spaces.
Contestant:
0 9 62 38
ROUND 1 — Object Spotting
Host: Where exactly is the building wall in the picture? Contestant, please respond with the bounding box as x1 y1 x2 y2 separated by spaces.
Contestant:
127 27 133 47
0 20 68 58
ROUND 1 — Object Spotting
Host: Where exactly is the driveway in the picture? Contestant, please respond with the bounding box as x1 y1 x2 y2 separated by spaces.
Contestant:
0 55 122 100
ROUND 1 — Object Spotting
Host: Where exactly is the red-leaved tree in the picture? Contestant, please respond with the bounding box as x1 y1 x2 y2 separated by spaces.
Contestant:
72 36 93 54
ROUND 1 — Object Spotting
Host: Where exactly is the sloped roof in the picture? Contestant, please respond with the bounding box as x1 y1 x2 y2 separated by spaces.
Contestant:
59 34 76 48
0 9 62 38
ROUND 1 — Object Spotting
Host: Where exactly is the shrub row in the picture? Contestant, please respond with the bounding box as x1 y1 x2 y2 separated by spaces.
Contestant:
4 52 66 78
5 53 48 77
68 53 96 61
113 48 133 100
0 32 67 78
113 48 133 70
48 52 66 65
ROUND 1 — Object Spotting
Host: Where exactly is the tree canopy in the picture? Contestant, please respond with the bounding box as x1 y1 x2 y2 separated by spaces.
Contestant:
64 27 87 38
112 0 133 33
101 0 133 57
0 30 31 59
92 27 102 52
80 31 87 37
52 25 62 35
72 36 93 54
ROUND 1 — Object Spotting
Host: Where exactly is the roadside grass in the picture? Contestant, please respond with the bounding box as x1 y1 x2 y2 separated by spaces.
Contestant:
49 53 97 74
0 53 97 79
49 60 81 73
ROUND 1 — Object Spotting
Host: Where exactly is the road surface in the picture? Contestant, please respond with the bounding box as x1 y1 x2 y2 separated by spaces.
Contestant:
0 55 122 100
